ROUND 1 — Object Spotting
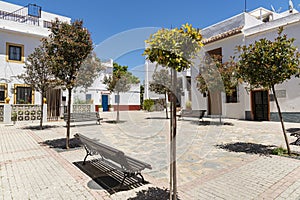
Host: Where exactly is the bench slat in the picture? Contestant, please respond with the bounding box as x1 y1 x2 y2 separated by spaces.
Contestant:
75 133 152 173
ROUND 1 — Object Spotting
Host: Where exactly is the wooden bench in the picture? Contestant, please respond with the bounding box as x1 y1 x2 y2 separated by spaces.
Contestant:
63 112 102 125
177 109 206 121
74 133 152 185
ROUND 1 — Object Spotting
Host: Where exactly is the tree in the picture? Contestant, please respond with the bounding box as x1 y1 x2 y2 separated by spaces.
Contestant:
44 19 93 149
75 52 105 93
237 27 300 155
19 44 57 130
149 69 171 119
103 62 140 123
196 55 238 97
144 23 203 199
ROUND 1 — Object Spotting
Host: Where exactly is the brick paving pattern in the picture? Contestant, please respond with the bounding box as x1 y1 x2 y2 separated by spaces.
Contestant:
0 111 300 199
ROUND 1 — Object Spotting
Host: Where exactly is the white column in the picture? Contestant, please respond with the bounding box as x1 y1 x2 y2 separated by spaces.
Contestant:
4 104 12 124
43 104 47 123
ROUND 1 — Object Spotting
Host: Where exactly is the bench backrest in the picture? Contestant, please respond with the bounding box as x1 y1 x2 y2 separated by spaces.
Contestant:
182 109 206 117
75 133 130 169
64 112 100 122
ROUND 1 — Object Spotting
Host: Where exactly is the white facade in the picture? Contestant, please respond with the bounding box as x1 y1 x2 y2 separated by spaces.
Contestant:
0 1 70 106
196 7 300 122
145 6 300 122
73 59 141 111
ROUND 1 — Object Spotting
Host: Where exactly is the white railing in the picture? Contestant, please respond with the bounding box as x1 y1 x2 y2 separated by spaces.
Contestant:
11 104 42 121
72 104 92 113
0 105 3 122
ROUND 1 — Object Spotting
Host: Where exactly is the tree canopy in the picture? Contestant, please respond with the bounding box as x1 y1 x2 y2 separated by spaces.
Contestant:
144 23 203 72
237 27 300 90
196 55 238 95
75 52 104 92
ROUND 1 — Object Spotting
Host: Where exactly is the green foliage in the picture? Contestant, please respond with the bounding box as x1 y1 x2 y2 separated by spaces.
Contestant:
73 97 87 104
19 44 57 96
143 99 154 112
43 19 93 89
103 62 140 93
185 100 192 110
144 23 203 72
271 147 288 156
11 112 17 122
237 27 300 90
196 55 238 94
149 69 171 94
75 52 105 91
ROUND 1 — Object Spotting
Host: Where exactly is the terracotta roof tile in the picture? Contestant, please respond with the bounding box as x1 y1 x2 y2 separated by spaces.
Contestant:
202 26 243 44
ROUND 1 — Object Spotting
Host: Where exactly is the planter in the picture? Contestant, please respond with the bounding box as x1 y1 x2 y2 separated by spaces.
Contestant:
5 97 10 104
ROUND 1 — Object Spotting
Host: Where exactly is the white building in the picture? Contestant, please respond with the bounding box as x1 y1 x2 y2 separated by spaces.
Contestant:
145 6 300 122
0 1 70 121
73 59 141 112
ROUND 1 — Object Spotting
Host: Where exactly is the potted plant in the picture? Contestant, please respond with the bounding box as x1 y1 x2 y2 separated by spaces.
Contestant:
11 112 17 125
5 97 10 104
185 100 192 110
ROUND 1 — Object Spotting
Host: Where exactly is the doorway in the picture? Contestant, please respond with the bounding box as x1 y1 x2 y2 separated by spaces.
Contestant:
102 95 109 112
251 90 269 121
208 91 222 115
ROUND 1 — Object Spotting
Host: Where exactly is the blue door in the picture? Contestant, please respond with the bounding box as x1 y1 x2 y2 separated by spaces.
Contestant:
102 95 109 112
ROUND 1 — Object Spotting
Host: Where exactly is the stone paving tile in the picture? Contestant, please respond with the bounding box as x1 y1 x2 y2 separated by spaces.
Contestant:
1 111 300 199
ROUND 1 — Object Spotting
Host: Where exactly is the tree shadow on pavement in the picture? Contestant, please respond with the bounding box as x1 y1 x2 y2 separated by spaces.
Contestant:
287 128 300 146
104 120 126 124
73 160 149 195
216 142 276 156
128 187 180 200
40 138 82 152
21 125 60 130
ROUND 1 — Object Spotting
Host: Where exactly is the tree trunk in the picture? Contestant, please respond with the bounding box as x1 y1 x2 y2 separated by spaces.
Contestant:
165 92 169 119
169 97 173 200
116 92 120 123
272 85 291 155
39 92 44 130
170 68 177 200
66 88 72 149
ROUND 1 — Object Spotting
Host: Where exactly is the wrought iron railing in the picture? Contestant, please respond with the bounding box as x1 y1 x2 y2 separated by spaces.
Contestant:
0 4 41 26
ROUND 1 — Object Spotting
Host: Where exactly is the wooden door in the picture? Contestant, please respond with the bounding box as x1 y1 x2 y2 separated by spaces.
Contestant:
251 90 269 121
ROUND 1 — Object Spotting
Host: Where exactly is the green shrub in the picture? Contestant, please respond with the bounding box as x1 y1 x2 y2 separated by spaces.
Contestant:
271 147 288 156
143 99 154 112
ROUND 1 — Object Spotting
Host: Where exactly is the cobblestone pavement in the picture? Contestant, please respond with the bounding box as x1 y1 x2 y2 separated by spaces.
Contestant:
1 111 300 199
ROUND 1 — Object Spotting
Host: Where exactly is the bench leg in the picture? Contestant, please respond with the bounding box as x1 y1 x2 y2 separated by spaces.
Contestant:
120 172 129 186
83 146 91 165
136 172 145 183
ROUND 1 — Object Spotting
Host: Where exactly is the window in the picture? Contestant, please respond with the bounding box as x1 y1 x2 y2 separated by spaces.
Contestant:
43 20 52 28
6 43 24 62
0 84 7 103
14 84 34 104
226 86 238 103
115 94 120 104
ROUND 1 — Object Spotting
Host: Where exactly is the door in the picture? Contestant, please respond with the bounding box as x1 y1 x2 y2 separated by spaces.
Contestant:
46 89 61 121
208 91 222 115
102 95 109 112
251 90 269 121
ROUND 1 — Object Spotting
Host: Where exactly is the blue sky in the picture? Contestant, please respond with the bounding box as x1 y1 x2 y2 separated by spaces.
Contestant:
3 0 299 80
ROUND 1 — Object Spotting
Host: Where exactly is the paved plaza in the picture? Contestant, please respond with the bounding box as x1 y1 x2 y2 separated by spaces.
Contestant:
1 111 300 199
